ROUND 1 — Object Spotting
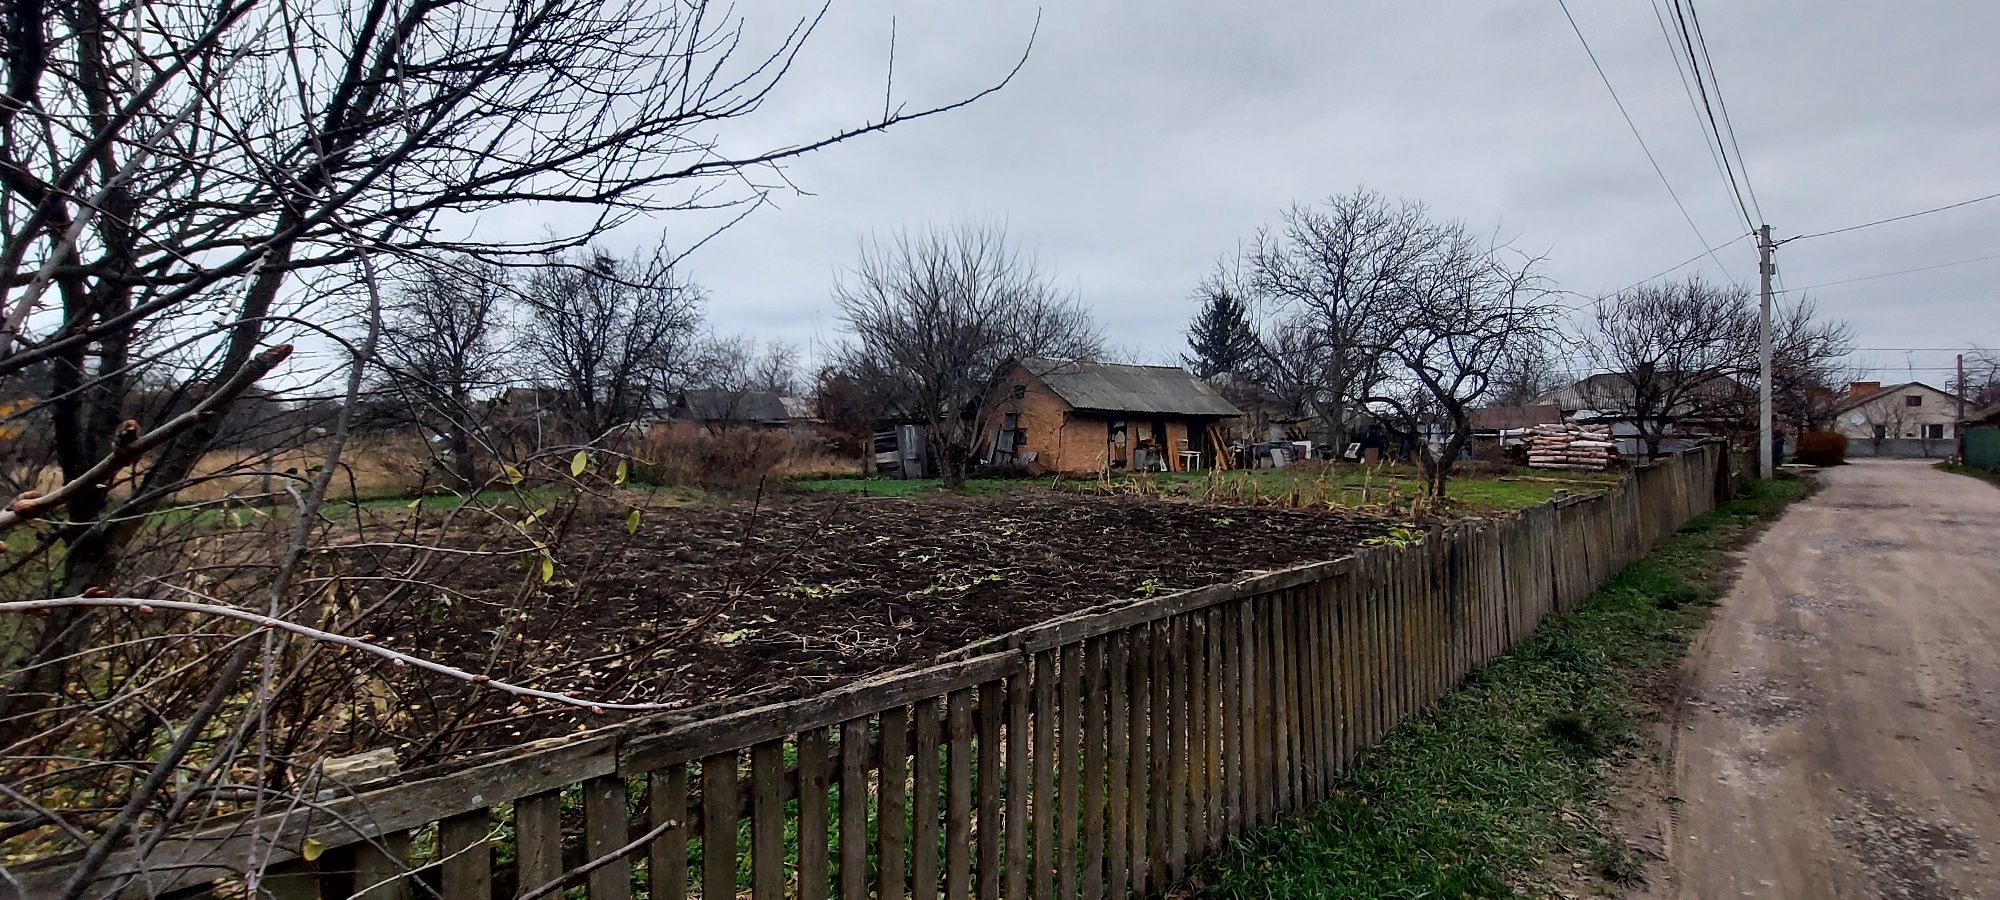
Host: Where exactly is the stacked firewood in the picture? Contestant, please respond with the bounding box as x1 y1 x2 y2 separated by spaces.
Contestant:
1525 424 1619 471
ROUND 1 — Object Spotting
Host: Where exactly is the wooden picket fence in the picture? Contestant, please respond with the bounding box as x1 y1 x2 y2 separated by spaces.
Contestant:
32 445 1729 900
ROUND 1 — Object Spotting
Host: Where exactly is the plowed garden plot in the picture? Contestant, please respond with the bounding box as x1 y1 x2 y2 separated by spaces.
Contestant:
348 491 1392 760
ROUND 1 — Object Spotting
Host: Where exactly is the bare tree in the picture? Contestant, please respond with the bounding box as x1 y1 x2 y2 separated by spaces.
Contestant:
1768 295 1856 434
0 0 1031 889
704 335 804 397
1485 333 1568 408
812 363 886 468
833 224 1101 487
1950 346 2000 411
1860 397 1912 451
516 248 707 439
1583 278 1758 458
1364 226 1558 498
1244 190 1441 451
373 257 511 488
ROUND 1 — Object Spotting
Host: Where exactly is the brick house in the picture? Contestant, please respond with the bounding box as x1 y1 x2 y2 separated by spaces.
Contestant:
979 358 1241 474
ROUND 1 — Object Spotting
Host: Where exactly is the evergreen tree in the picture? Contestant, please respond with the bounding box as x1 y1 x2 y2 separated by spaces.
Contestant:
1183 285 1264 378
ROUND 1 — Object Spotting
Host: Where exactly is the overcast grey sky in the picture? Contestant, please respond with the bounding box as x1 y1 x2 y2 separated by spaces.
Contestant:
564 1 2000 385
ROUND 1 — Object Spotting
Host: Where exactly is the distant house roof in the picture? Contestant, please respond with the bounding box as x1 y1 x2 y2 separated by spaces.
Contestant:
1542 371 1749 417
1832 381 1960 415
780 396 819 422
674 390 789 425
1966 400 2000 425
493 386 583 416
1204 372 1313 422
1468 404 1562 432
1021 358 1241 417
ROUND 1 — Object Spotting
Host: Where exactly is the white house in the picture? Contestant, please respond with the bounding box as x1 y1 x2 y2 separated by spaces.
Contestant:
1831 381 1963 457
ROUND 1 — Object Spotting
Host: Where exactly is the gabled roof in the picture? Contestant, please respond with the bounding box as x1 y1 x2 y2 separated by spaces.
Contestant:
780 396 819 421
1965 400 2000 425
1468 404 1562 431
676 389 789 424
1832 381 1960 415
1020 358 1241 417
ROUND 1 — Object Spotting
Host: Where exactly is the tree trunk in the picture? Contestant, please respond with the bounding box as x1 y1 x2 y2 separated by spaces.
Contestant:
450 427 478 489
929 425 969 488
1427 429 1469 501
448 391 479 489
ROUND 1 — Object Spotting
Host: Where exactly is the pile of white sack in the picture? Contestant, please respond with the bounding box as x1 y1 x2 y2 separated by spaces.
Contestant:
1525 424 1619 471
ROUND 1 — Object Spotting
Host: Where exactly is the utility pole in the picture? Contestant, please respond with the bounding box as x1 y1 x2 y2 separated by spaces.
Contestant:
1959 352 1968 462
1757 224 1774 479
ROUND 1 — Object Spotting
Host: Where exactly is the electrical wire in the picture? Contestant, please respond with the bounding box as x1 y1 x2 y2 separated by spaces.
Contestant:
1782 190 2000 243
1547 233 1754 320
1665 0 1757 231
1649 0 1736 219
1614 233 1750 296
1683 0 1766 224
1554 0 1741 285
1772 250 2000 294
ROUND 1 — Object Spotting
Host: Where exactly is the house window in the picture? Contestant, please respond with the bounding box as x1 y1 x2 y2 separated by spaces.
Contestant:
1923 423 1945 440
1009 384 1026 400
1906 394 1923 407
1872 425 1886 442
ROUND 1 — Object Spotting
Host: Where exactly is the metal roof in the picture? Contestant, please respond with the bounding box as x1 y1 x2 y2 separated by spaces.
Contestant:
1468 404 1562 431
1021 358 1241 417
676 390 790 424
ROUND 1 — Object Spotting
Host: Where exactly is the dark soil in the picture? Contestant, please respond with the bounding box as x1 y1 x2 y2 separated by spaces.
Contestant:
346 492 1391 761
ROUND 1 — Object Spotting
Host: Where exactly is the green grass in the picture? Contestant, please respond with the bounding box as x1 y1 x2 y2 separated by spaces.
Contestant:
1191 476 1809 899
1130 465 1620 513
790 476 1036 498
346 484 577 512
1937 461 2000 489
791 465 1619 513
792 465 1621 513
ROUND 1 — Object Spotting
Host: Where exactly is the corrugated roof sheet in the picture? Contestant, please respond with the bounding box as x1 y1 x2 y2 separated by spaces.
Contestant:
1022 358 1241 417
679 390 790 424
1468 405 1562 431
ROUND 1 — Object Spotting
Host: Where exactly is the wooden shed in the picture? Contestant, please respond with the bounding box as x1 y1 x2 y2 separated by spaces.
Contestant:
979 358 1241 474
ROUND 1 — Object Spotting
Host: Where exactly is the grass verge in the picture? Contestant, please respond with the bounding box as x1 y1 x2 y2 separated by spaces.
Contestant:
792 466 1619 513
1936 461 2000 489
1190 475 1809 899
788 476 1035 498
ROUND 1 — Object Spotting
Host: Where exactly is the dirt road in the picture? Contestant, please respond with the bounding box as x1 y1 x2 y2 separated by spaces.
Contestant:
1646 459 2000 898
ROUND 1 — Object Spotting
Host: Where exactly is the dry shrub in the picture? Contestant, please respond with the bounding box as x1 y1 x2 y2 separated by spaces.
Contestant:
773 445 865 479
177 434 436 502
632 424 854 490
1793 430 1848 466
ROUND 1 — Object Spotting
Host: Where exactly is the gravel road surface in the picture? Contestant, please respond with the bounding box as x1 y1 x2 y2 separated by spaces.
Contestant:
1648 459 2000 899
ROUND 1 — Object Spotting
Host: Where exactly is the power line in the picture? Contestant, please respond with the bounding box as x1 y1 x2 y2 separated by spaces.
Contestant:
1614 233 1750 295
1649 0 1736 220
1554 0 1742 284
1772 250 2000 293
1663 0 1756 231
1549 233 1753 319
1782 189 2000 243
1682 0 1766 224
